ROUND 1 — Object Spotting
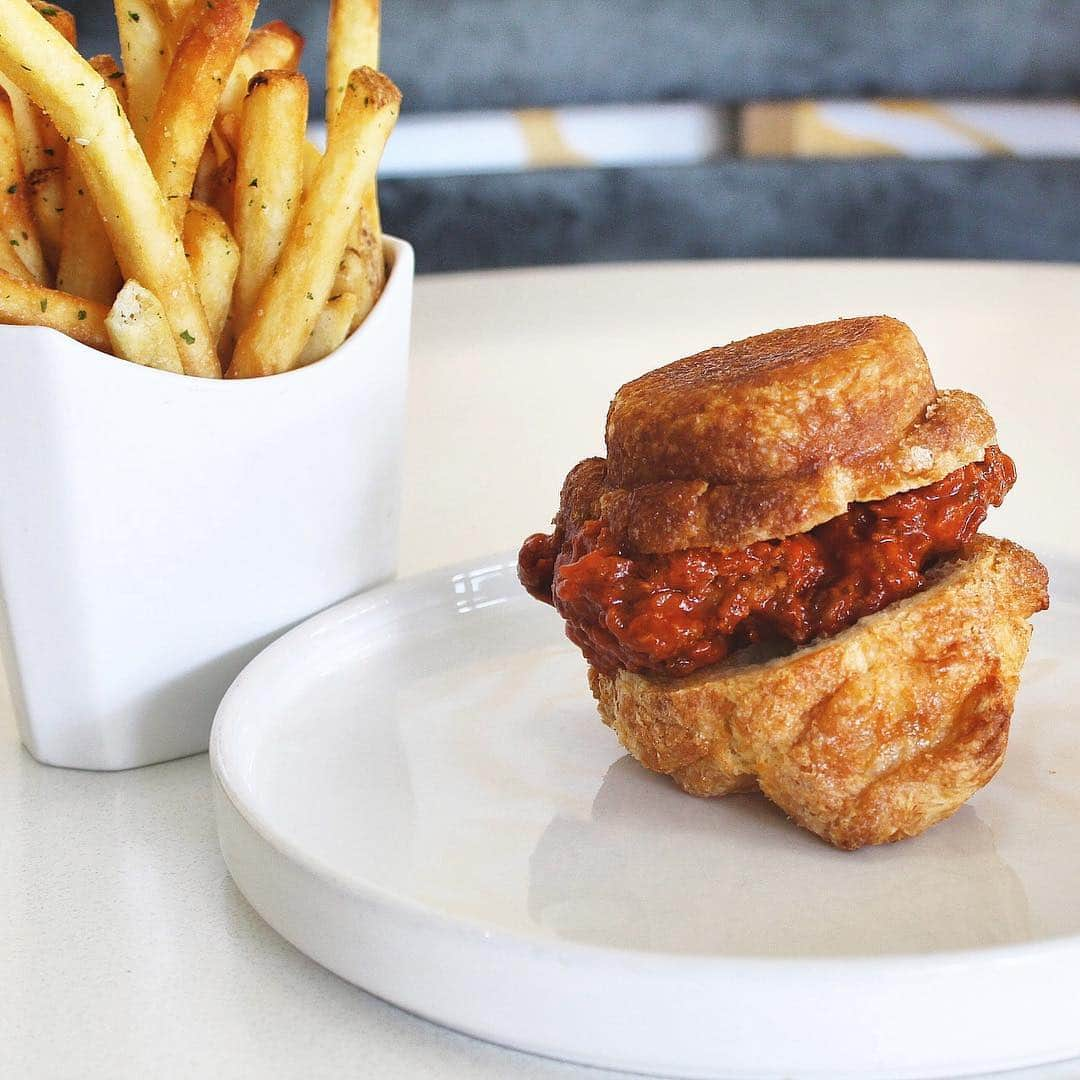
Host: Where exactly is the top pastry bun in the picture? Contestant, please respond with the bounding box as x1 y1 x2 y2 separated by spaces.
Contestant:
564 317 997 554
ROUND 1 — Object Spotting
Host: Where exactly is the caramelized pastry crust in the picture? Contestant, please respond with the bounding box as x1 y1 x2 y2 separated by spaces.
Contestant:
589 537 1049 849
605 316 936 488
599 389 996 554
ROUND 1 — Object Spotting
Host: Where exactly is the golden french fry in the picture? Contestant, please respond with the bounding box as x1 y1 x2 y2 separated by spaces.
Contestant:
56 165 123 305
195 125 233 208
150 0 195 19
216 313 237 371
0 267 110 349
155 0 205 57
0 86 47 283
0 0 220 375
23 146 65 275
106 279 185 373
208 155 236 230
214 110 241 153
231 70 307 335
0 231 32 280
297 291 357 367
333 197 384 331
229 67 400 378
326 2 383 331
143 0 256 228
29 5 75 276
209 124 232 166
29 1 77 43
326 0 379 134
0 75 63 275
150 0 197 48
90 53 129 109
0 2 72 277
183 200 239 347
302 139 322 189
192 143 217 205
114 0 169 142
56 54 125 304
218 21 305 126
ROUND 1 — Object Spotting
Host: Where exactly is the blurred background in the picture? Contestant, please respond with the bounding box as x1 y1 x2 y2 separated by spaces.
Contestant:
72 0 1080 271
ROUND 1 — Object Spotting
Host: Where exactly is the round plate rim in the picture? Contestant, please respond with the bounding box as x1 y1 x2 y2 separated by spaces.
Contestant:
210 549 1080 977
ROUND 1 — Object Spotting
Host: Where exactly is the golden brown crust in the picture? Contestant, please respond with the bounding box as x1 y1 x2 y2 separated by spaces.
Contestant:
589 536 1049 850
599 389 996 553
554 456 607 533
554 318 998 554
605 316 935 488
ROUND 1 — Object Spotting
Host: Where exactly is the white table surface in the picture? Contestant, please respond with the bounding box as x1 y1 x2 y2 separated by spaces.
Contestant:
3 260 1079 1080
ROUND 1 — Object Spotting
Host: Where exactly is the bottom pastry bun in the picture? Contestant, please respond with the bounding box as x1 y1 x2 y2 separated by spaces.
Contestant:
589 535 1049 850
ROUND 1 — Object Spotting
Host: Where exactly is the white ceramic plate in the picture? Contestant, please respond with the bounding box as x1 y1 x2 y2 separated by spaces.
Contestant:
211 542 1080 1080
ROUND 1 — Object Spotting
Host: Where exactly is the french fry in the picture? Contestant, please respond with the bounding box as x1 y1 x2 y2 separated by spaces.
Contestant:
194 126 233 207
23 128 66 275
302 139 322 189
183 200 238 347
209 156 236 230
56 166 122 305
229 68 400 378
151 0 195 19
0 234 32 280
326 0 379 134
201 119 237 223
0 86 47 283
24 4 75 277
326 1 384 331
0 2 74 277
218 21 304 125
90 52 129 107
0 267 110 350
29 1 76 43
192 143 217 206
0 74 63 274
0 0 220 375
209 124 232 166
114 0 169 143
105 279 185 373
150 0 197 42
56 55 125 305
231 70 307 335
333 195 383 332
155 0 205 58
297 291 357 367
143 0 256 228
27 0 77 242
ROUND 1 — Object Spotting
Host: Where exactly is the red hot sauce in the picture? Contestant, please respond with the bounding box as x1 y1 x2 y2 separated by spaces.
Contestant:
519 447 1016 676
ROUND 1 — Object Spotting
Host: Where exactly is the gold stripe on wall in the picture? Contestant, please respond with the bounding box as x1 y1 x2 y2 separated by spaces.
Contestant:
515 108 590 167
878 100 1014 155
741 101 903 157
790 102 902 156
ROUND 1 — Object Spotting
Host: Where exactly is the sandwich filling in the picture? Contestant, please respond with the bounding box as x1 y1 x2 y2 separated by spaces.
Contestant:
519 446 1015 676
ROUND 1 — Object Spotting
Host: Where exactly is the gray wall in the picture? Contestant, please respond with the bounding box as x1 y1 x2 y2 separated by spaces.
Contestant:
73 1 1080 111
67 1 1080 269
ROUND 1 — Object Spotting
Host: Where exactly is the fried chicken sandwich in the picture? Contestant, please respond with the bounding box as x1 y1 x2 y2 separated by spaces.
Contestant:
519 316 1048 850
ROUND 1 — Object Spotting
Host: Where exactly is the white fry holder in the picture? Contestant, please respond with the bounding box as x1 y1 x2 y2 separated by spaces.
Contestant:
0 238 413 770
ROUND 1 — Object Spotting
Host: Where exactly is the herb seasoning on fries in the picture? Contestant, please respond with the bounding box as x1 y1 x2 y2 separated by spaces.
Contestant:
0 0 397 377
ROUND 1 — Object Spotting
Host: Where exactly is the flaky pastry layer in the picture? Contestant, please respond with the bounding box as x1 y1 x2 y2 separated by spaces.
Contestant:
589 536 1049 850
605 316 935 488
596 389 996 553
